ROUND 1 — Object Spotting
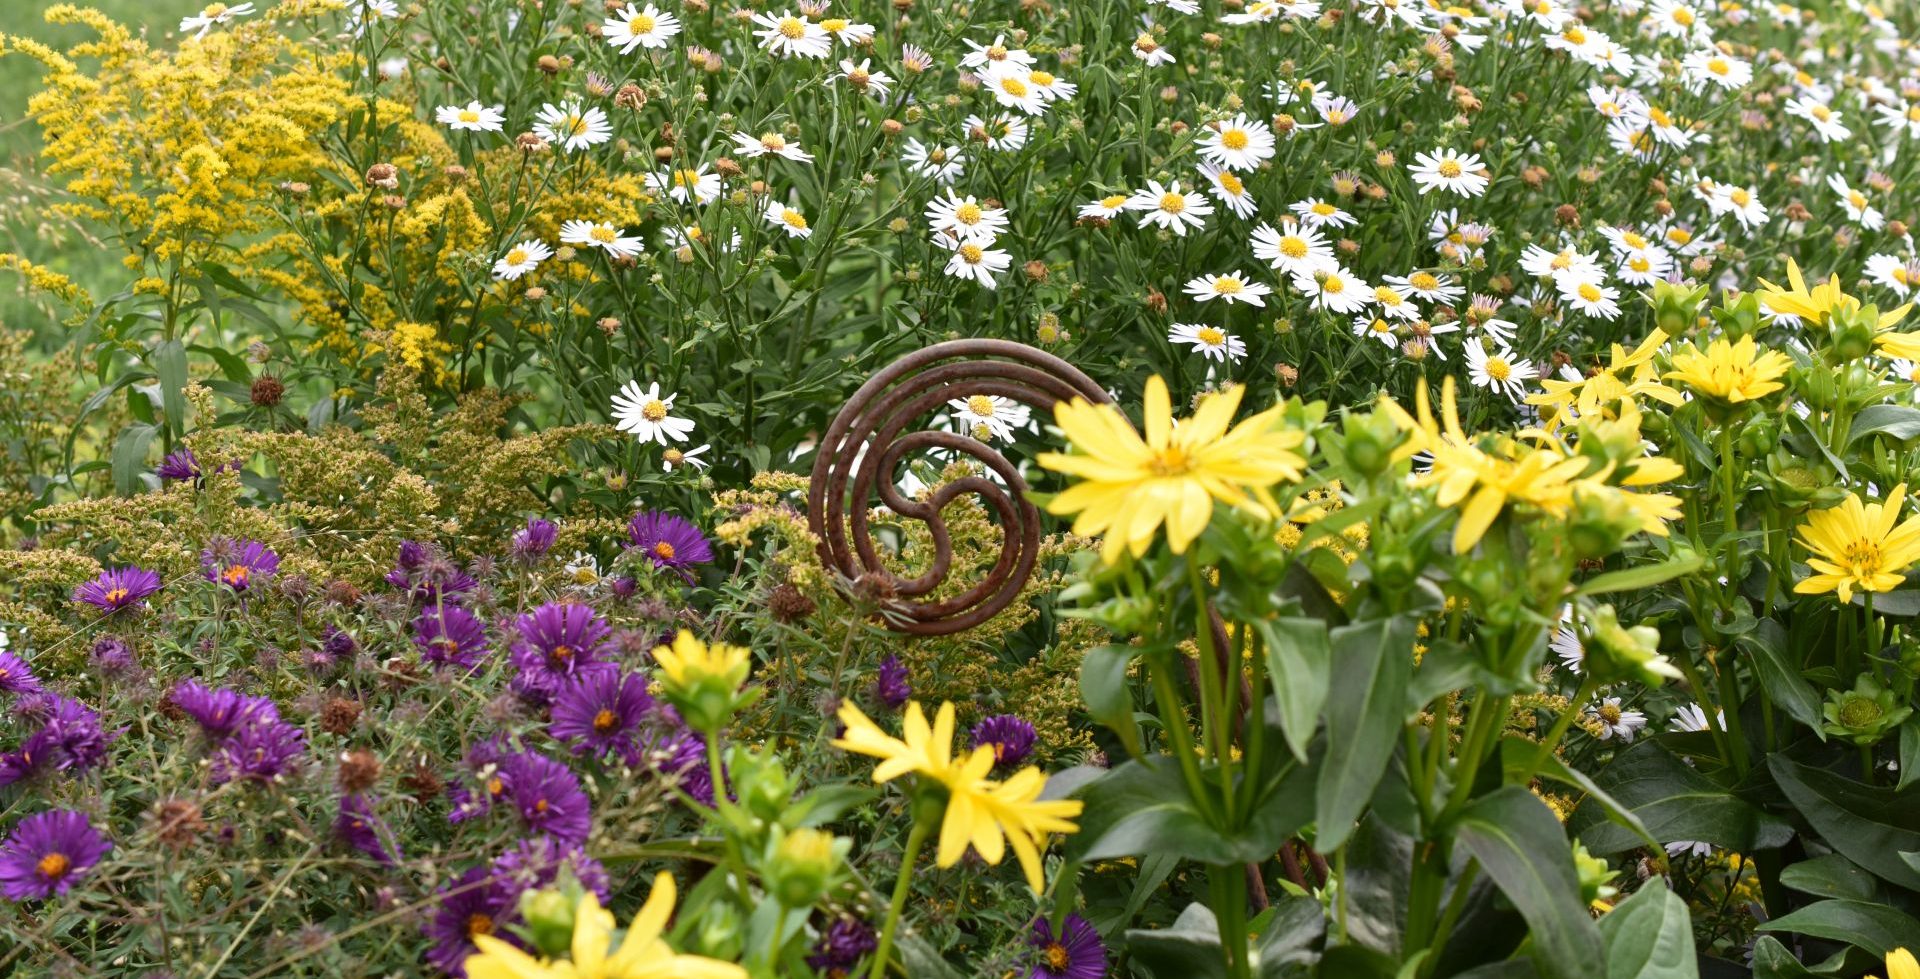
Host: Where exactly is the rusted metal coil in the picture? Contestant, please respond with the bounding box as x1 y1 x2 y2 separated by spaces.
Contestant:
808 340 1112 635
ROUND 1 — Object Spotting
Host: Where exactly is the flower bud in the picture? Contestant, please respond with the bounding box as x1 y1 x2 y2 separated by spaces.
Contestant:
520 889 577 958
764 828 846 908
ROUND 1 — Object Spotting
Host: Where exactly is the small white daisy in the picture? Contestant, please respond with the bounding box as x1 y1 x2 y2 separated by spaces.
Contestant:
1250 222 1337 278
560 220 645 258
752 10 833 58
1184 272 1272 306
1198 163 1257 219
1288 198 1356 229
764 200 814 238
492 239 553 281
611 381 697 445
1078 194 1132 220
1555 269 1623 320
1408 148 1490 197
1126 180 1213 236
1292 265 1369 314
662 444 712 472
731 130 814 162
902 139 966 184
1587 697 1647 741
604 3 682 53
939 237 1012 288
947 394 1032 442
533 101 613 152
834 58 895 98
646 164 723 205
1197 113 1277 171
925 192 1010 244
1464 341 1536 402
436 101 507 133
180 1 255 38
1168 323 1246 362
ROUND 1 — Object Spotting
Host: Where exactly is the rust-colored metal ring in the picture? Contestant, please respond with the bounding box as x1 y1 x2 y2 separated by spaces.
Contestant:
807 340 1111 635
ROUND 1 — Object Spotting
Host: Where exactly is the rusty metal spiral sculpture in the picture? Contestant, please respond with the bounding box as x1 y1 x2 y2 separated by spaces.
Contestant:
807 340 1112 636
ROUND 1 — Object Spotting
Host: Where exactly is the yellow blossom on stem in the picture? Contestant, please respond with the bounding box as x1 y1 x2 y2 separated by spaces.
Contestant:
1872 948 1920 979
465 876 745 979
1663 336 1791 404
1793 484 1920 603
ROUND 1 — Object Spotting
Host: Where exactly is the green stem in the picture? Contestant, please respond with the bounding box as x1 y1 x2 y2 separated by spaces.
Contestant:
867 818 932 979
1519 673 1599 783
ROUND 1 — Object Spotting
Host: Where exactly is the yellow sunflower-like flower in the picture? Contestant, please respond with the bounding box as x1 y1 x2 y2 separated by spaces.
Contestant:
1037 375 1307 563
1873 948 1920 979
834 700 1083 891
465 876 746 979
1663 336 1792 404
1527 330 1682 426
1793 484 1920 603
1757 259 1856 323
651 630 750 697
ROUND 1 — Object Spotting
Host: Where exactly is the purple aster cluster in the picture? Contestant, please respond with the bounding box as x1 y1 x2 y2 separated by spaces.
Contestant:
0 650 44 698
1029 914 1108 979
0 696 119 787
335 794 401 865
808 917 879 977
548 669 655 762
201 537 280 592
155 446 204 484
72 566 162 615
413 606 490 672
0 810 112 902
88 637 138 680
497 751 592 845
489 837 609 901
971 714 1039 767
385 541 477 603
625 510 714 583
509 518 557 563
509 602 614 702
171 681 305 785
422 864 520 976
874 655 912 710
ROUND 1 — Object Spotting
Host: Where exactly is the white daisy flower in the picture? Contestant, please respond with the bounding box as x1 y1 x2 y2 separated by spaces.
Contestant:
492 239 553 281
1709 183 1769 230
1615 248 1674 286
1351 315 1400 348
604 3 682 53
834 58 895 98
1149 0 1201 13
1587 697 1647 741
902 139 966 184
1078 194 1132 220
1251 222 1336 278
662 444 712 471
533 101 613 152
1292 265 1369 314
1829 174 1886 231
1369 283 1420 321
1520 243 1604 280
1681 48 1751 91
1669 703 1722 733
938 236 1013 288
959 34 1036 71
981 63 1049 114
965 113 1030 151
1197 113 1277 171
1168 323 1246 362
818 14 875 45
1645 0 1708 39
1874 100 1920 139
1288 198 1356 229
1126 180 1213 236
731 130 814 162
764 200 813 238
1408 149 1490 197
1786 96 1852 142
560 220 646 258
1025 67 1077 102
947 394 1032 442
1184 272 1272 306
646 164 723 205
752 10 833 58
436 101 506 133
180 1 255 38
1555 269 1624 320
1385 270 1463 303
1198 163 1258 219
611 381 697 444
1465 342 1536 401
1866 253 1920 296
1132 32 1176 67
1665 840 1714 858
925 192 1009 244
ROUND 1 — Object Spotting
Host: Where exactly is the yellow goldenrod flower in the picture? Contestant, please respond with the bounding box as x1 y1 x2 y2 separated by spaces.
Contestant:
1663 336 1792 403
1874 948 1920 979
465 876 746 979
835 700 1083 891
1037 375 1307 563
1793 484 1920 603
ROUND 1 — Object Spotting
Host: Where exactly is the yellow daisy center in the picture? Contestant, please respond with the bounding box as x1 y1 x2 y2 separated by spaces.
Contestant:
505 248 528 265
1221 128 1250 150
778 16 806 38
1485 356 1513 381
590 226 617 243
1213 277 1244 295
959 243 986 263
1374 286 1403 305
1707 57 1729 75
1158 192 1187 214
632 13 656 31
458 109 480 123
1409 272 1440 290
821 17 848 31
1100 194 1128 208
1578 283 1603 302
1031 70 1056 86
1000 77 1030 96
1437 159 1463 179
955 202 984 225
1217 171 1245 194
1196 327 1227 346
1279 236 1308 258
966 394 996 416
642 400 669 421
782 209 808 229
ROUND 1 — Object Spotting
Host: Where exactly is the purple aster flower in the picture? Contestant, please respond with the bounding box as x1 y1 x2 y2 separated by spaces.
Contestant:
386 541 476 603
510 519 557 563
509 602 614 700
971 714 1038 767
652 728 716 806
73 566 163 615
490 838 610 903
497 752 592 845
874 655 911 710
0 651 43 698
1029 913 1107 979
0 698 118 786
447 737 512 824
0 810 112 902
549 670 653 762
336 794 400 865
625 510 714 583
156 447 203 484
422 865 519 976
808 917 879 976
88 637 137 680
413 606 490 672
322 626 357 659
209 716 306 785
170 680 278 739
201 537 280 592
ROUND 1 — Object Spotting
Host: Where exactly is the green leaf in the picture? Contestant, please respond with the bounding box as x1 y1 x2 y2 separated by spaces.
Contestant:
1757 899 1920 957
1901 718 1920 792
1255 895 1326 976
1770 755 1920 890
1570 741 1793 855
1070 757 1311 864
1850 404 1920 444
1080 644 1142 758
1737 620 1825 738
1574 555 1708 596
1315 614 1416 850
1129 903 1227 979
1252 616 1331 762
110 424 158 496
152 338 189 433
1456 788 1605 979
1749 936 1820 979
896 933 968 979
1780 854 1882 902
1596 880 1698 979
1501 736 1660 853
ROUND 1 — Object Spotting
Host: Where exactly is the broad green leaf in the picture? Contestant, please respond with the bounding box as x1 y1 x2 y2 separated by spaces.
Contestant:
1069 757 1311 864
896 933 968 979
1737 620 1824 737
1749 936 1821 979
1596 879 1698 979
1315 614 1416 850
1757 899 1920 957
1080 644 1142 757
1570 741 1793 854
1770 755 1920 890
1252 616 1331 762
1901 718 1920 791
1574 555 1707 597
152 338 189 433
110 424 157 497
1129 903 1227 979
1501 736 1660 853
1255 895 1325 975
1849 404 1920 443
1780 854 1882 902
1456 787 1605 979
